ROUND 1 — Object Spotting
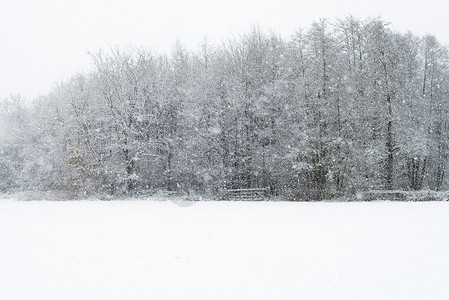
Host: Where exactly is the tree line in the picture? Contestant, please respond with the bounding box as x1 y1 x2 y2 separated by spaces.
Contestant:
1 17 449 199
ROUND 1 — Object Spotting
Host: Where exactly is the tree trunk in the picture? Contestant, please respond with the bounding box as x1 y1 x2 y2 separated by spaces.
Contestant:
385 94 394 190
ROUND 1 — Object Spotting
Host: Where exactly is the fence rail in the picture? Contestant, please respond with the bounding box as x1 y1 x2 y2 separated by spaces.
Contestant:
223 188 270 201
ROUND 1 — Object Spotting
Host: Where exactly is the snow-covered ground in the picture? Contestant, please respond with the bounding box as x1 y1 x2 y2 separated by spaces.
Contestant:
1 198 448 300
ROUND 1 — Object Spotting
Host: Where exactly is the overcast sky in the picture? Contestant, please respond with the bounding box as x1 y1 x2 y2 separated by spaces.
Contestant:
1 0 449 101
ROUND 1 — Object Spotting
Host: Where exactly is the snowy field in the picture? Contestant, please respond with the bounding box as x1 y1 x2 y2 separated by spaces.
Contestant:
1 198 449 300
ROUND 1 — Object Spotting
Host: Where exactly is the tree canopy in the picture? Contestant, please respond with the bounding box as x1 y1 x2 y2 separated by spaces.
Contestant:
2 17 449 199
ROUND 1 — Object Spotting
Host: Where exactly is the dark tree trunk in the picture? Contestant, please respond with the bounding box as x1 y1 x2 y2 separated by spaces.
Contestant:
385 93 394 190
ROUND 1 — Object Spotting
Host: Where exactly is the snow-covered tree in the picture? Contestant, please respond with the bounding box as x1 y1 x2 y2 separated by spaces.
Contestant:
2 18 449 199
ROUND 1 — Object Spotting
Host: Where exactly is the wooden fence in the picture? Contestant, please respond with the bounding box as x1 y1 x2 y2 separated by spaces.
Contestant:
222 188 270 201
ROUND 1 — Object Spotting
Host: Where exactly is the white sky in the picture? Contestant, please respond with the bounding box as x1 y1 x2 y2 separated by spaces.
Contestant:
1 0 449 101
